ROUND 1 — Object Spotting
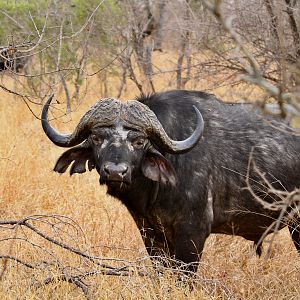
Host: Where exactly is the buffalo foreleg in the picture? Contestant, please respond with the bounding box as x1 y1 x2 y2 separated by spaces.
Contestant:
173 224 210 274
133 216 175 269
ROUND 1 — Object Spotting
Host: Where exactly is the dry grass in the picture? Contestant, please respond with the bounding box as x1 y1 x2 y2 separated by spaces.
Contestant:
0 73 299 299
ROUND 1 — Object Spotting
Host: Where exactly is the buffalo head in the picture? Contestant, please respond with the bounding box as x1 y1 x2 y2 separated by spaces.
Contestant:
41 95 204 191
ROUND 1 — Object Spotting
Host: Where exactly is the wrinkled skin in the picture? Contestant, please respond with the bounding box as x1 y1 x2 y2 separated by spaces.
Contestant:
43 90 300 273
90 124 177 188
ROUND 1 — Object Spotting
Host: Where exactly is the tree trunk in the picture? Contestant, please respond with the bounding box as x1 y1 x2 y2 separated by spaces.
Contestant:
176 1 191 89
131 0 155 93
284 0 300 58
264 0 280 43
154 0 167 51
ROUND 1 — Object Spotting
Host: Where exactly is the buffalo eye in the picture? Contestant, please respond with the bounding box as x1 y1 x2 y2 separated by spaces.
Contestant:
91 134 103 145
132 137 147 149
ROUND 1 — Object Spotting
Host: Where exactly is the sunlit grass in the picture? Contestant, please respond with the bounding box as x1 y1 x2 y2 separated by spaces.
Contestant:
0 70 299 299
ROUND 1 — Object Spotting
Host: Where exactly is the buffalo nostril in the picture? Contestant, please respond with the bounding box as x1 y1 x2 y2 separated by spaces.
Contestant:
121 165 128 175
104 165 110 175
103 162 129 177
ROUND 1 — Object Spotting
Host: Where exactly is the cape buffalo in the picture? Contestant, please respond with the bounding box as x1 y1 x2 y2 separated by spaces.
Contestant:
41 90 300 272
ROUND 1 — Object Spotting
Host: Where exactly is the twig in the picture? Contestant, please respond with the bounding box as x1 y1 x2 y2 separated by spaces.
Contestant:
203 0 300 117
0 255 35 269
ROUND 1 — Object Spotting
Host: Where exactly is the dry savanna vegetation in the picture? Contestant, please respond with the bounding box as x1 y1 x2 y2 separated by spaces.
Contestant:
0 73 299 299
1 0 300 299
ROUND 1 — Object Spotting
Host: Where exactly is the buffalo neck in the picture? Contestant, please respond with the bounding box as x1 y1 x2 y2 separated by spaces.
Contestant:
106 177 160 216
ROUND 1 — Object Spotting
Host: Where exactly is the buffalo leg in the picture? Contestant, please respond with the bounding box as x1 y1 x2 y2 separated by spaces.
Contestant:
174 224 209 273
253 240 263 256
289 220 300 253
141 226 174 258
133 217 175 268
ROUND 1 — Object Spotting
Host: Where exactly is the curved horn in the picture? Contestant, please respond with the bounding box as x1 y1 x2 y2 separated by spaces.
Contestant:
164 105 204 153
124 102 204 154
42 95 204 153
150 106 204 154
41 94 89 147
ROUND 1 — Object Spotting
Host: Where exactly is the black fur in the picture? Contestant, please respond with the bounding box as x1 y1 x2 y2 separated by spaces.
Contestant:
50 90 300 272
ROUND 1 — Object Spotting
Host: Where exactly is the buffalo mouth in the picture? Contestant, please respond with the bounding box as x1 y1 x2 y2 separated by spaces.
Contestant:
99 177 131 189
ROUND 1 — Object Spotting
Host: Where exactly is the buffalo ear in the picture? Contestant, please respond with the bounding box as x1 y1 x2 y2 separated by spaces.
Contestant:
54 145 95 175
142 150 177 186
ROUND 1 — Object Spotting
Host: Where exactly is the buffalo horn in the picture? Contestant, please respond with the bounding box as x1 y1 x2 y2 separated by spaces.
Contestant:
42 95 204 153
153 105 204 154
41 94 89 147
124 101 204 154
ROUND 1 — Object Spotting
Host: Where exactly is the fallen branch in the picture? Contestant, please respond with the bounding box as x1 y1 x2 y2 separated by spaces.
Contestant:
0 214 233 299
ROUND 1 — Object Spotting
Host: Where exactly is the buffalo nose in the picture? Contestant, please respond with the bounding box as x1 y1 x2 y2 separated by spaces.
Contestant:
103 162 129 177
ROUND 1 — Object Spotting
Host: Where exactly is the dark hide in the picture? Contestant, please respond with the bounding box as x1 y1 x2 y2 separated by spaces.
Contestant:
49 90 300 272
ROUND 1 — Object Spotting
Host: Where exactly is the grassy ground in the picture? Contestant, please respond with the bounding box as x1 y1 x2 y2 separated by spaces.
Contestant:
0 71 299 299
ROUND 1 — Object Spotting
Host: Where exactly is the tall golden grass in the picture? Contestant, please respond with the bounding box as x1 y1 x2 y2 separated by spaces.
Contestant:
0 68 299 299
